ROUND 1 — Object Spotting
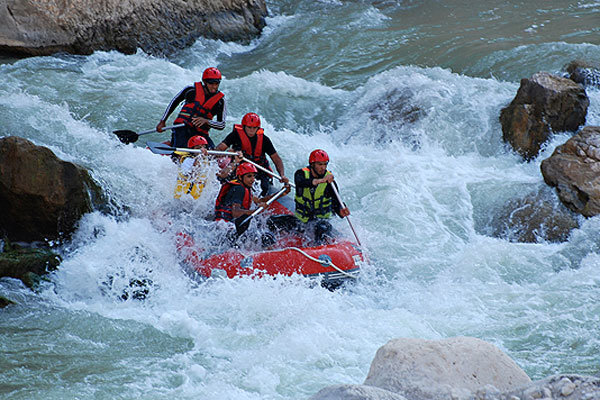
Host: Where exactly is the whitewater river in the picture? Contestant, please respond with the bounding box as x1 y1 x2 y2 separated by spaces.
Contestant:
1 1 600 399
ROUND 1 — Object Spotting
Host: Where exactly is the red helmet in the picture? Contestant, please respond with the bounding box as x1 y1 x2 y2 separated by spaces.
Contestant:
202 67 222 82
241 112 261 127
236 162 258 177
309 149 329 163
187 135 208 148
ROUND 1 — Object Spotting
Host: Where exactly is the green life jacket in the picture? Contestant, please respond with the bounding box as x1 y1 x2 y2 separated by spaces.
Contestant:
294 167 332 222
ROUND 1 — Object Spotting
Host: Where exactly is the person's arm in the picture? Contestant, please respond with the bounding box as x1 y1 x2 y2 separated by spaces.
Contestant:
206 98 226 131
157 86 192 131
326 181 350 217
269 152 289 184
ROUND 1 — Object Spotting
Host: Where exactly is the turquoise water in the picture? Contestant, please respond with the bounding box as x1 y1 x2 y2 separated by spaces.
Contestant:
1 1 600 399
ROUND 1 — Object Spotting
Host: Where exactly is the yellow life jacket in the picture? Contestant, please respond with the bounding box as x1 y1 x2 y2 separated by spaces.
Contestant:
294 167 333 222
173 155 209 200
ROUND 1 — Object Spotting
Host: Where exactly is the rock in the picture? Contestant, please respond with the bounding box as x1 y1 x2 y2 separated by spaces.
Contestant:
565 60 600 89
500 375 600 400
309 384 408 400
362 337 531 400
0 295 15 308
500 72 589 160
0 0 267 57
489 187 580 243
540 126 600 217
0 241 61 288
0 136 106 242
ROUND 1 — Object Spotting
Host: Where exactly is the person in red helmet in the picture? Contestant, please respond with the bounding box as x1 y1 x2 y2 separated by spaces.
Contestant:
156 67 226 149
174 135 241 200
267 149 349 244
215 162 290 238
215 112 288 196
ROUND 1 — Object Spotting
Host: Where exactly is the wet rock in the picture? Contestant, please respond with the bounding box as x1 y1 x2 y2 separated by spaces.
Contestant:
366 87 425 148
541 126 600 217
565 60 600 89
500 72 589 160
0 136 107 242
499 375 600 400
362 337 531 400
0 0 267 57
310 384 407 400
489 187 580 243
0 241 60 288
0 296 15 308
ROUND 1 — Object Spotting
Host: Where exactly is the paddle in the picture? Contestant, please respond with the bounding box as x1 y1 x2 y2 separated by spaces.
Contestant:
113 124 184 144
146 141 291 185
330 183 362 247
236 187 289 232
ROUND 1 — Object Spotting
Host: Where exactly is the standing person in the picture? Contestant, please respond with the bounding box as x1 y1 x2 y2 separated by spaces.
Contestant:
215 112 288 196
156 67 226 149
215 162 289 239
267 149 349 244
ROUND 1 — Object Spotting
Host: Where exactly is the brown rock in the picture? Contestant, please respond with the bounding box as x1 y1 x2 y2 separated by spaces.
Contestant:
0 136 105 242
489 187 579 243
541 126 600 217
500 72 589 160
565 60 600 88
0 0 267 57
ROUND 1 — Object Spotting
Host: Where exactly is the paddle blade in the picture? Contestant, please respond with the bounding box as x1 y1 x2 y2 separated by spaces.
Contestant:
146 141 175 155
113 129 139 144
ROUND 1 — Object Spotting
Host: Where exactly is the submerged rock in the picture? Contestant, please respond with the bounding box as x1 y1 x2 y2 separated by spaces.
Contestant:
500 72 588 160
565 60 600 89
0 0 267 57
541 126 600 217
0 241 60 288
489 187 580 243
0 136 107 243
0 296 15 308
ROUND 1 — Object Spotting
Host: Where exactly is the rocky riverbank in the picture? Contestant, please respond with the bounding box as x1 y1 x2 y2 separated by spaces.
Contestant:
0 0 267 57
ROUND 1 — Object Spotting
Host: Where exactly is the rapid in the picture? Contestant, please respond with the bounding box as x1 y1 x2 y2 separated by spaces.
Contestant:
1 1 600 399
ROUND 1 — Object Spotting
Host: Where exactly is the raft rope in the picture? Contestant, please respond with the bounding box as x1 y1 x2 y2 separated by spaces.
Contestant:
265 246 359 280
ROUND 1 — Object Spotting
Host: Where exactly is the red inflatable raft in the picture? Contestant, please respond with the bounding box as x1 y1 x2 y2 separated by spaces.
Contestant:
175 202 363 289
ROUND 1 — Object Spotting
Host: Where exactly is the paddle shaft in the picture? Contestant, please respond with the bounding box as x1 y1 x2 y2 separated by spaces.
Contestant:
330 183 362 247
238 187 288 227
138 124 185 136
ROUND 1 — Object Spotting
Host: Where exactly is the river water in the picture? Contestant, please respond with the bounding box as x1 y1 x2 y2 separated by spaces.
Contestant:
1 1 600 399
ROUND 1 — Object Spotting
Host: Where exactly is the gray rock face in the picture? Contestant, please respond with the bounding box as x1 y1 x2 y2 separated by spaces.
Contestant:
0 0 267 56
500 72 589 160
362 337 531 400
0 136 105 242
541 126 600 217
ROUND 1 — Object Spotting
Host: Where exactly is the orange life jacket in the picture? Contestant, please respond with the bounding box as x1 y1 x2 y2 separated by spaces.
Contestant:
234 124 271 170
174 82 224 135
214 179 251 222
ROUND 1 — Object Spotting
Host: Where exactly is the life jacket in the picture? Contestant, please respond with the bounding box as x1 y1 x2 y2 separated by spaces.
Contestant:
174 82 224 135
294 167 333 223
234 124 271 170
215 179 252 222
173 155 209 200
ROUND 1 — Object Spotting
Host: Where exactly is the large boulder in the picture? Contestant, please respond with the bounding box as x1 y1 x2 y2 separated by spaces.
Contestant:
540 126 600 217
362 337 530 400
0 136 105 242
0 0 267 56
500 72 589 160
